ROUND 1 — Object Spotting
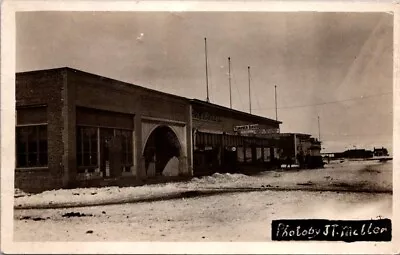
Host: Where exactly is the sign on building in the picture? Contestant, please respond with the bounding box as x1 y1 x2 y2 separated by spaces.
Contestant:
193 110 221 122
234 124 279 136
233 124 260 132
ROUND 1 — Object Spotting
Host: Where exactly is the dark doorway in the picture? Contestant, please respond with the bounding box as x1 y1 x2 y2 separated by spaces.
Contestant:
193 146 220 176
222 147 237 173
143 125 181 176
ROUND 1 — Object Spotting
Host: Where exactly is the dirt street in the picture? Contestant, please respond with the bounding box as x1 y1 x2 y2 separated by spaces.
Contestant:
14 190 391 241
14 160 392 242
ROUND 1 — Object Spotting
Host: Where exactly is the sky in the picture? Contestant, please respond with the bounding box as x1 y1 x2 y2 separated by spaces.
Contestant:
16 11 393 153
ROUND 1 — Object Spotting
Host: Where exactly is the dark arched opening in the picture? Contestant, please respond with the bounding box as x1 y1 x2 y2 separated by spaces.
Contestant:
143 125 181 176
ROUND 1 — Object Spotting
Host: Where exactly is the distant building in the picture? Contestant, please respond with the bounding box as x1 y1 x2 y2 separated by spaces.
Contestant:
264 133 323 168
332 149 373 159
373 147 389 157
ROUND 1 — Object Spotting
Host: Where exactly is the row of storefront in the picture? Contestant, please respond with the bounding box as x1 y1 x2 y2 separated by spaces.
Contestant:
193 131 282 175
15 67 321 192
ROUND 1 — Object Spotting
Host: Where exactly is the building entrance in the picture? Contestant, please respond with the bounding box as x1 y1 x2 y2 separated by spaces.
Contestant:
143 125 182 177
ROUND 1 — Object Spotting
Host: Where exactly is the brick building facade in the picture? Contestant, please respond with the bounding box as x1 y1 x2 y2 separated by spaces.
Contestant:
15 67 281 192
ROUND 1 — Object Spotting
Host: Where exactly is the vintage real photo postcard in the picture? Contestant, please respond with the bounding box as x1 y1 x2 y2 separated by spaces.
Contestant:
1 0 399 254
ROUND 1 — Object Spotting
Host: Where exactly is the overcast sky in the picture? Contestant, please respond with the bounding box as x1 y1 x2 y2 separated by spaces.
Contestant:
16 11 393 153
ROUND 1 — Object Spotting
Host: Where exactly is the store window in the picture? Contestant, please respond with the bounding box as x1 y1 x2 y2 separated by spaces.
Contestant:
245 147 252 162
256 147 262 162
237 147 244 162
116 129 133 171
263 147 271 162
77 126 98 169
16 125 48 167
77 126 134 173
16 106 48 168
274 148 280 159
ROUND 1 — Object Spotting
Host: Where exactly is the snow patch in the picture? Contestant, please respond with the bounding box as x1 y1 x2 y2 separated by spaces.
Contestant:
14 161 392 209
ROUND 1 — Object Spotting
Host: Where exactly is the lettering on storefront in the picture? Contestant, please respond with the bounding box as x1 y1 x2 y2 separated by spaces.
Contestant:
193 110 221 122
234 124 280 136
234 124 259 132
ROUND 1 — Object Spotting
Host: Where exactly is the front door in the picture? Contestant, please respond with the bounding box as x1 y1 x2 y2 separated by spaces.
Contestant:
223 147 237 172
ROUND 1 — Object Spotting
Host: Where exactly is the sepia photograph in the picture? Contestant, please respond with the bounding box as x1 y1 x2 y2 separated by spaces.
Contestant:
1 1 399 254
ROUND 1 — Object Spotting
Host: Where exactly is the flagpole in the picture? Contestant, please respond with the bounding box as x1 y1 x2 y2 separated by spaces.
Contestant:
228 57 232 109
318 115 321 141
248 66 251 114
204 37 210 102
275 85 278 121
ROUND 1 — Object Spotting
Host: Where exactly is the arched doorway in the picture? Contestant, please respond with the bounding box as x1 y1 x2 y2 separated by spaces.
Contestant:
143 125 182 177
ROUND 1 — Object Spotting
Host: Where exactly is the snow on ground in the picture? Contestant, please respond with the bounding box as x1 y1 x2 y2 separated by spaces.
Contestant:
185 159 392 190
257 159 392 190
15 183 188 209
14 159 392 209
14 190 392 242
13 159 393 242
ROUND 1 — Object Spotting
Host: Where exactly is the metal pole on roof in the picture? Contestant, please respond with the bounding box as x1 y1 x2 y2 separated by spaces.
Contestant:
318 115 321 141
228 57 232 109
204 37 210 103
274 85 278 121
248 66 252 114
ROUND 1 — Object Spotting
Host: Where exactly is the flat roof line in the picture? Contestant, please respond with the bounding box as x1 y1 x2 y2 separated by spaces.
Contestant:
190 99 281 125
17 67 281 125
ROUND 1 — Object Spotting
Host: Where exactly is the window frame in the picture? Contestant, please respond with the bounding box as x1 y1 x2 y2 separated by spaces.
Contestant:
245 146 252 163
76 125 134 173
263 147 271 162
256 147 263 162
237 146 245 163
115 128 134 170
77 126 99 170
15 123 49 169
15 105 48 170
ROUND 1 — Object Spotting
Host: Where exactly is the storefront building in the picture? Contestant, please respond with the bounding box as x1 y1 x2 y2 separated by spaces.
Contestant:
16 68 192 192
190 99 282 175
270 133 323 168
15 67 281 192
